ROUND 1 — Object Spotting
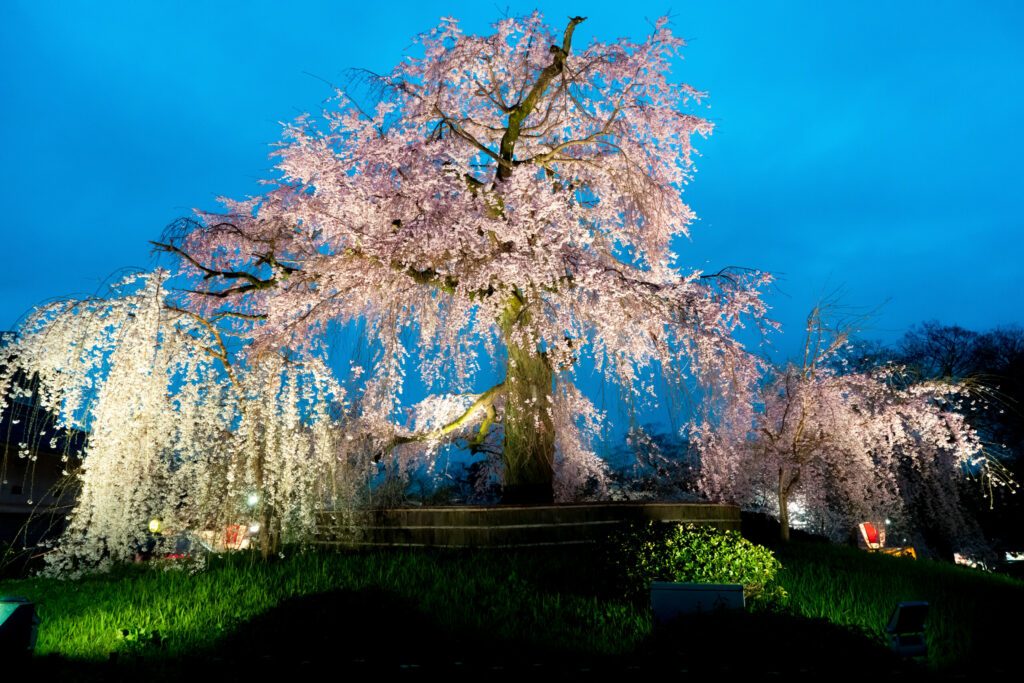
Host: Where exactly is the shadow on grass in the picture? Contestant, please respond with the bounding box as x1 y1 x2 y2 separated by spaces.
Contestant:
18 588 928 680
641 610 917 675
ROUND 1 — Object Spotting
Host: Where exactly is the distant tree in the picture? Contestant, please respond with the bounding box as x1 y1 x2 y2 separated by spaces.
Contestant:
694 307 1002 549
896 321 981 380
0 274 355 570
835 322 1024 550
893 321 1023 479
972 326 1024 454
963 326 1024 547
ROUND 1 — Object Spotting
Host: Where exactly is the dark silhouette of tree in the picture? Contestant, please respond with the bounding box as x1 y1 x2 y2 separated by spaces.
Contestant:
897 321 981 380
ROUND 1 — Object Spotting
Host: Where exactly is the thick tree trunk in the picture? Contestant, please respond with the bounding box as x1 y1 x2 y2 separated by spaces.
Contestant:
500 298 555 503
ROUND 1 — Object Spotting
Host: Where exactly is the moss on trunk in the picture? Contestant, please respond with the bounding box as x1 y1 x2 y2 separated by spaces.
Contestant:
500 297 555 503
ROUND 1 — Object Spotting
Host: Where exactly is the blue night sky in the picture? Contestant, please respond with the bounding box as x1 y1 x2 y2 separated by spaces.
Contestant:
2 1 1022 361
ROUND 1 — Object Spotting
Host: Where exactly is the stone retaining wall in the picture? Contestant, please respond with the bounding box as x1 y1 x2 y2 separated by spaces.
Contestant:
315 502 740 548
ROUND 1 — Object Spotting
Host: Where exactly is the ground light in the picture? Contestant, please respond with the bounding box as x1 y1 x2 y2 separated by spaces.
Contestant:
0 596 40 658
886 601 929 658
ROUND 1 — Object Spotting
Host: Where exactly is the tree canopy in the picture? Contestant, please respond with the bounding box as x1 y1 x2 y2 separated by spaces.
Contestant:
154 13 769 501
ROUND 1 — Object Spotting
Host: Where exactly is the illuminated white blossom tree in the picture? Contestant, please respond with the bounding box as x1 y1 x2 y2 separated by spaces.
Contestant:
0 273 357 572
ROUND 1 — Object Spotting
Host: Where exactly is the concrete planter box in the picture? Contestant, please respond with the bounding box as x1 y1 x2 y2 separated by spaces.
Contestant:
651 582 745 625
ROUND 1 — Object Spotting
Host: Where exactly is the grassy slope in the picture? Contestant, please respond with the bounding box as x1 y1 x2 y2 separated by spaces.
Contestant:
0 548 647 663
776 541 1024 670
1 541 1020 672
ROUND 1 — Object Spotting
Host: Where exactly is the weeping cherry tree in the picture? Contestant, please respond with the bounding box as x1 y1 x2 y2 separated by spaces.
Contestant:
153 13 769 503
694 307 1015 550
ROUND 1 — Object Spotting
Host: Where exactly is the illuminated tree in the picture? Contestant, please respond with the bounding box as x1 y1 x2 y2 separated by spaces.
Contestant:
694 307 1009 549
153 13 768 502
0 273 358 572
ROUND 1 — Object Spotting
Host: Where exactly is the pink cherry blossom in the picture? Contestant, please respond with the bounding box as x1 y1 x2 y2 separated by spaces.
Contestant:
693 307 1012 551
156 13 770 502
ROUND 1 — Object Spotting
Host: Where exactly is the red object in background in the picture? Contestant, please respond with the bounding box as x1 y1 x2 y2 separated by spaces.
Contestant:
858 521 886 549
224 524 247 550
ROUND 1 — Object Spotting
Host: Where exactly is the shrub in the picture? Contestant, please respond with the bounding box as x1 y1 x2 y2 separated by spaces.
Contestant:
613 522 787 609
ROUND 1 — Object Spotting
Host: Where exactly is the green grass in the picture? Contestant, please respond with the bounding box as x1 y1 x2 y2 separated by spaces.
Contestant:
0 548 648 664
1 541 1021 673
776 541 1024 671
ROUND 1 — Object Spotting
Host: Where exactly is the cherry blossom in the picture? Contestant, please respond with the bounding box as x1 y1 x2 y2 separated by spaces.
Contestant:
154 13 769 502
693 308 1012 551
